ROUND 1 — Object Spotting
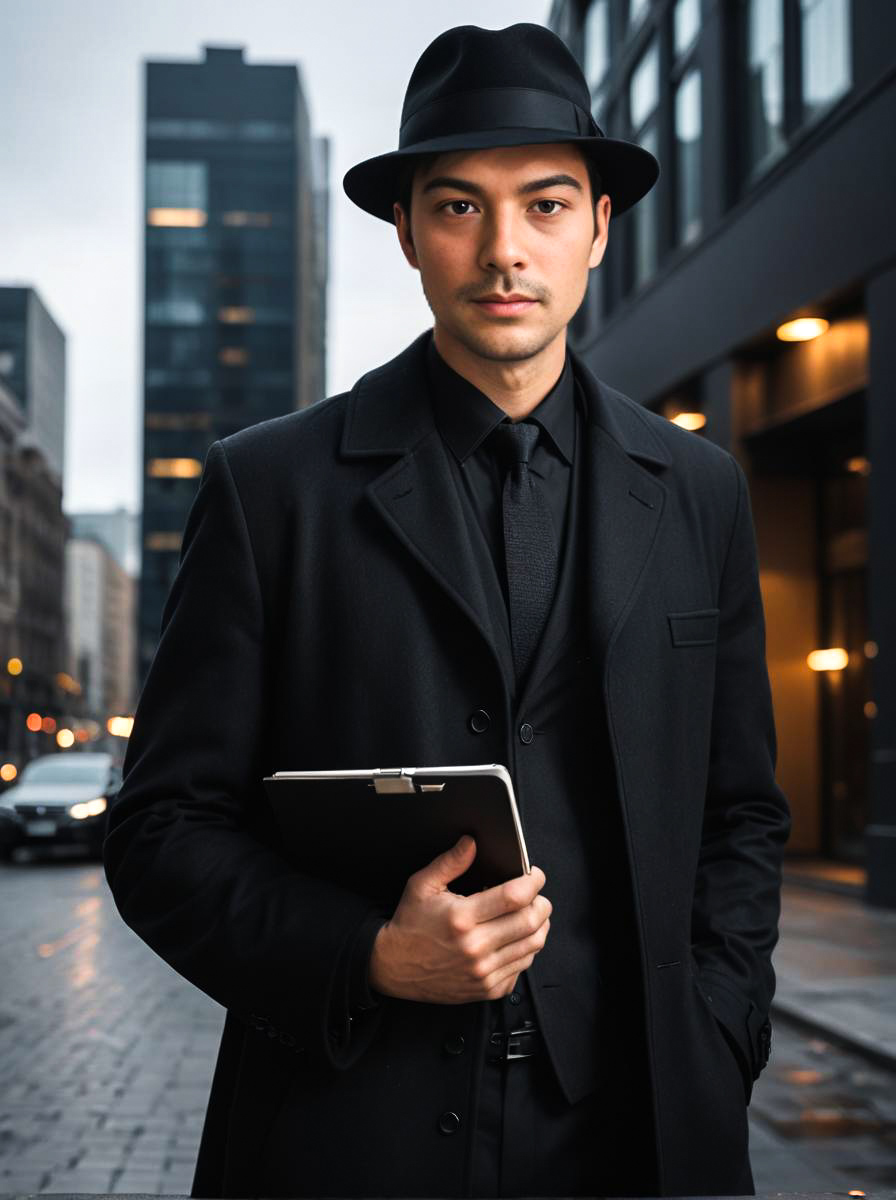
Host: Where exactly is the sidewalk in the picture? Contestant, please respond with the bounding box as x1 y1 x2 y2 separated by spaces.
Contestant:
771 880 896 1068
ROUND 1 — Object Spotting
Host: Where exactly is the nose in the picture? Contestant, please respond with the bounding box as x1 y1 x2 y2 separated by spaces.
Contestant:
477 205 528 276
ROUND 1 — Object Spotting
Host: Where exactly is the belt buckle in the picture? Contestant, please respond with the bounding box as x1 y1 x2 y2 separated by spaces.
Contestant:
488 1020 538 1063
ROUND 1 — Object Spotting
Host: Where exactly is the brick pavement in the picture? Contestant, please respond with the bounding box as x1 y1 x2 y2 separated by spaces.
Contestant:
0 851 222 1195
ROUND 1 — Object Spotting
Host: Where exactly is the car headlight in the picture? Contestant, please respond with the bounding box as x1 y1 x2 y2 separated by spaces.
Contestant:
70 796 108 820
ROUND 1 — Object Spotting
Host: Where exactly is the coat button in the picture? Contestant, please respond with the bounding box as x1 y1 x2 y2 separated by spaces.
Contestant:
508 991 522 1006
469 708 490 733
438 1111 461 1135
443 1034 466 1056
518 722 534 744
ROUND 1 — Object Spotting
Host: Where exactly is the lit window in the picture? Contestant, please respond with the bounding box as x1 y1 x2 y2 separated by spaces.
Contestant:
218 306 255 324
147 457 203 478
147 208 207 228
219 347 249 366
145 531 183 551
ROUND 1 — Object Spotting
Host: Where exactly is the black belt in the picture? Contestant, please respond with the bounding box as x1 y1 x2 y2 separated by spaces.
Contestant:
487 1020 540 1063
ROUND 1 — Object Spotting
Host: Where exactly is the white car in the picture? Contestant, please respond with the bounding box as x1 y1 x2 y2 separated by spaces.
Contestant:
0 751 122 860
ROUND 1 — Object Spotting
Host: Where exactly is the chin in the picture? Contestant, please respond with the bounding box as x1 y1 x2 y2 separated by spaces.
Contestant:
458 325 560 364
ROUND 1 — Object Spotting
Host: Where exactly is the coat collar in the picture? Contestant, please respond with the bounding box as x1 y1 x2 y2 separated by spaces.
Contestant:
340 328 671 471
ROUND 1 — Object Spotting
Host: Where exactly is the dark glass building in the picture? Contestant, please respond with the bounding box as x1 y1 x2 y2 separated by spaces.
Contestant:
549 0 896 906
139 44 328 686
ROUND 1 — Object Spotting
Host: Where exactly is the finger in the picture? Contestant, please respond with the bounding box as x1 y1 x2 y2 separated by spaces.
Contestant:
467 866 545 923
476 917 550 980
413 835 477 894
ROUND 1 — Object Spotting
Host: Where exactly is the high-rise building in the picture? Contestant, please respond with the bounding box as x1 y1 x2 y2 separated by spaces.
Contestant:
0 286 66 483
139 44 328 684
550 0 895 906
69 507 140 577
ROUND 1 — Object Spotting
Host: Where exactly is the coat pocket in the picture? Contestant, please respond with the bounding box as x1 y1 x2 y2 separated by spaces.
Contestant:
667 607 720 647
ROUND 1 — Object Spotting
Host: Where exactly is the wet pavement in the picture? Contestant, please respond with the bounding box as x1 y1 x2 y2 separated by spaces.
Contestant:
0 848 894 1195
772 883 896 1068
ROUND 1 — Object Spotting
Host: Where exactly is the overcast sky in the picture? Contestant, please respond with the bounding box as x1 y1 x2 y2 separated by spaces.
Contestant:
0 0 548 513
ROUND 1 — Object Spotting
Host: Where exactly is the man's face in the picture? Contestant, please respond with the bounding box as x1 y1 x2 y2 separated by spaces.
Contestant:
393 142 610 366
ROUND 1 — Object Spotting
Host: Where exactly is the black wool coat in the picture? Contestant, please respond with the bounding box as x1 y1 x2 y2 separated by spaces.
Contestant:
103 329 791 1198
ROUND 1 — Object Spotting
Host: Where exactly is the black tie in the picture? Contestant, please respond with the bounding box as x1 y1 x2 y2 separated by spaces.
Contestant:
490 420 559 684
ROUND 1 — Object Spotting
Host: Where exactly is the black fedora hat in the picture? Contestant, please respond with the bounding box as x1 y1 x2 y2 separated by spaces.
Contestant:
343 23 659 224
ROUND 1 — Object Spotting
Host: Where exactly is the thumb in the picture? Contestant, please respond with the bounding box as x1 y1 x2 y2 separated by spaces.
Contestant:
426 834 476 887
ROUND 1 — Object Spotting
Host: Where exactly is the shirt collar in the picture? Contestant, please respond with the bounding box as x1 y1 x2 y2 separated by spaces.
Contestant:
425 330 575 466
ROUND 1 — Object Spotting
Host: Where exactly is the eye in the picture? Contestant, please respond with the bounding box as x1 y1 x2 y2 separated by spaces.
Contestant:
532 199 565 215
440 200 477 215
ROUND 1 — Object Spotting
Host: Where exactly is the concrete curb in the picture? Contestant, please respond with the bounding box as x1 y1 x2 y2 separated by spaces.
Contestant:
771 993 896 1073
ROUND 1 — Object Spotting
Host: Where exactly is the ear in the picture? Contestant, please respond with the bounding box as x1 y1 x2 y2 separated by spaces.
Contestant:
588 193 611 269
393 202 420 270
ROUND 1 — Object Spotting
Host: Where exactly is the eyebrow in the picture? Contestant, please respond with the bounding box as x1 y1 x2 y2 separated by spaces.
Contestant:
420 173 584 198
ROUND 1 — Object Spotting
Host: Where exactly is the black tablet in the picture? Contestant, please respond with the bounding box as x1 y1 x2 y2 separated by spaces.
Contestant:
262 763 529 906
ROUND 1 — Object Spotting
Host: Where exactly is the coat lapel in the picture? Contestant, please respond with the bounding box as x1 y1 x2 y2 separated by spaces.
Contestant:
341 331 513 693
570 352 671 677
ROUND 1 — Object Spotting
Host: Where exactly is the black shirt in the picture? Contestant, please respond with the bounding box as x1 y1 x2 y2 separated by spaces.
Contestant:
339 330 581 1020
424 330 577 607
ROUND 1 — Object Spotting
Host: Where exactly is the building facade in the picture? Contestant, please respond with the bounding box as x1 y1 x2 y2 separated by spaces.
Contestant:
0 286 66 485
0 289 71 774
65 537 137 723
139 44 328 684
549 0 895 906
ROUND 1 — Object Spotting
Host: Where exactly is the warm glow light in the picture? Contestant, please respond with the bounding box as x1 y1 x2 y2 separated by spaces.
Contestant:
107 715 135 738
670 412 706 431
219 347 249 366
776 316 829 341
849 1192 866 1197
148 457 203 479
26 712 42 732
865 641 878 658
845 456 871 475
41 716 57 733
147 207 207 227
55 671 82 694
6 657 23 675
74 729 91 743
218 306 255 324
0 763 17 782
807 648 848 671
864 701 878 719
56 728 75 748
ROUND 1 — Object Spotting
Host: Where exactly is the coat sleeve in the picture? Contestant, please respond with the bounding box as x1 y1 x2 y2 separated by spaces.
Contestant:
103 438 390 1070
690 453 792 1099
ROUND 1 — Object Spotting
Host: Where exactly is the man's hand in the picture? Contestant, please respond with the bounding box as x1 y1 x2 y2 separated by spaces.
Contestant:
368 835 551 1004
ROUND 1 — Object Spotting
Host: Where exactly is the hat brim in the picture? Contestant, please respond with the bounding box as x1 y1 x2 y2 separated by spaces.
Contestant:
343 128 660 223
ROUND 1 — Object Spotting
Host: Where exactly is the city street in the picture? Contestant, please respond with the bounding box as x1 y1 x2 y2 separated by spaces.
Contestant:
1 849 894 1196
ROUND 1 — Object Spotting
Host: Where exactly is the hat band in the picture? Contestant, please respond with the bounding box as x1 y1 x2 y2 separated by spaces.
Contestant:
399 87 603 148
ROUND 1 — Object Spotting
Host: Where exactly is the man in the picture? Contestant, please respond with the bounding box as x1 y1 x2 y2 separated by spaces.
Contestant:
103 22 791 1200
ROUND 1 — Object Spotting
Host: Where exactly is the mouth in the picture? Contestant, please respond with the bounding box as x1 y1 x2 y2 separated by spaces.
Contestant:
472 296 539 316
